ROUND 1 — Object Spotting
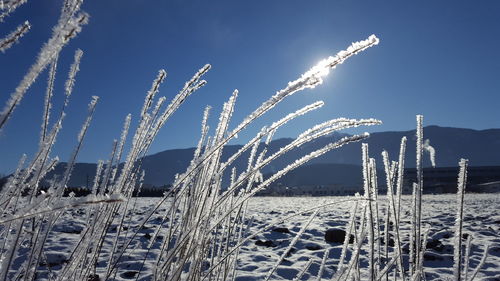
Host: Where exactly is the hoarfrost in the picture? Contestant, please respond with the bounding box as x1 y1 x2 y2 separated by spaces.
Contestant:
0 20 30 53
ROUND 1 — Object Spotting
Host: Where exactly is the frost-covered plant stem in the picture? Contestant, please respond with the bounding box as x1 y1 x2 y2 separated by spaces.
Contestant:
0 20 30 52
468 244 489 281
362 144 375 281
395 136 406 223
453 158 468 281
462 235 472 280
294 258 313 281
382 151 405 280
40 54 58 145
370 158 382 276
335 198 359 279
344 205 368 281
413 227 429 280
317 248 330 281
0 7 88 130
56 96 98 198
415 115 424 273
410 182 417 276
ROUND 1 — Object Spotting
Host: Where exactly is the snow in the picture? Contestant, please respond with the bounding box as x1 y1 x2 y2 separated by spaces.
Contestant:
12 193 499 280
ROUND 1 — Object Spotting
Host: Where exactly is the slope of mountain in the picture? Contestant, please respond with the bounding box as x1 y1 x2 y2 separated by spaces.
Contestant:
263 163 367 187
39 126 500 187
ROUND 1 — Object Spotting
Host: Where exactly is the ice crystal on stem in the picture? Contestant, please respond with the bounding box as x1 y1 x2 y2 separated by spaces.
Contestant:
0 0 28 21
65 49 83 97
453 158 468 281
0 20 30 52
40 55 59 145
0 7 88 130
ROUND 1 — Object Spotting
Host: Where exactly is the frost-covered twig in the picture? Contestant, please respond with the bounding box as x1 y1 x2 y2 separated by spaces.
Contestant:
463 235 472 281
0 194 124 224
64 49 83 98
317 248 330 281
375 246 405 281
414 115 424 273
55 96 98 197
382 150 405 279
294 258 314 281
0 20 30 52
0 0 28 21
453 158 468 281
335 198 359 279
0 10 88 130
40 54 58 145
468 244 489 281
141 69 167 119
395 136 406 223
362 144 375 281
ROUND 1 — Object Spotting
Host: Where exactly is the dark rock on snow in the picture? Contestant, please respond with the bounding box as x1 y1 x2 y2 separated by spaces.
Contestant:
325 228 354 244
87 274 100 281
273 227 291 234
120 271 139 279
426 239 445 252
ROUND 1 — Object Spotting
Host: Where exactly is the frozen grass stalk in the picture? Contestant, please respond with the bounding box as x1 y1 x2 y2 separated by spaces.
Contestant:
0 7 88 129
0 0 28 21
468 244 489 281
414 114 424 274
395 136 406 222
294 258 313 281
0 20 30 52
317 248 330 281
382 150 405 279
40 54 58 144
362 143 375 281
453 158 468 281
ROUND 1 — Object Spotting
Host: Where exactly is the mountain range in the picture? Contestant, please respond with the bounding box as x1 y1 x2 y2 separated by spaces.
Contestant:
41 126 500 188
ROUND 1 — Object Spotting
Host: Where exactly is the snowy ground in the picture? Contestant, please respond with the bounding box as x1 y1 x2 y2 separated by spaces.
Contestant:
39 194 499 280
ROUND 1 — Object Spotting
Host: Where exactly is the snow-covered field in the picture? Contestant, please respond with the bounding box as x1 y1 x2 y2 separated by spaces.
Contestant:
39 193 499 280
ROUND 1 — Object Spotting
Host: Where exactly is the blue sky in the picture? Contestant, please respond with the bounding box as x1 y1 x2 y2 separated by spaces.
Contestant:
1 0 499 174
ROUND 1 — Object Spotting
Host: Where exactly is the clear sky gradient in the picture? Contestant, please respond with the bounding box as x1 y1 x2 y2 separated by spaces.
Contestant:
1 0 499 173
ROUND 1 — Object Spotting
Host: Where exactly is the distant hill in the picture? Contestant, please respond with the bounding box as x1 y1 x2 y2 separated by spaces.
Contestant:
263 163 371 187
38 126 500 187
